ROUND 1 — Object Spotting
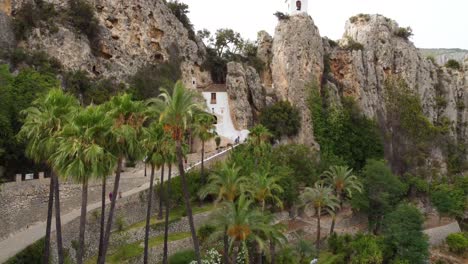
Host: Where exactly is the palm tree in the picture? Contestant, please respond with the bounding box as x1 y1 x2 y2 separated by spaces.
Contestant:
18 89 78 264
162 137 176 264
246 167 284 212
192 113 216 185
322 165 362 234
141 122 165 264
198 163 248 203
247 125 272 165
157 81 206 264
300 182 339 250
52 105 116 264
211 195 272 264
98 94 147 264
199 163 249 264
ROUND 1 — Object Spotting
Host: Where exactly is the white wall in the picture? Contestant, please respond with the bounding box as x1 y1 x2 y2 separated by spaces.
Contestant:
202 92 249 142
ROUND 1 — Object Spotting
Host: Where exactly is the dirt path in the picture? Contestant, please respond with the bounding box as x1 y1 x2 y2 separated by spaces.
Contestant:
0 147 235 263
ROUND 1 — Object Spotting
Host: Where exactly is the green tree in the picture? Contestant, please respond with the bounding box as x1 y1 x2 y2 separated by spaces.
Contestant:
199 163 248 203
18 89 78 264
165 0 195 40
157 81 206 264
192 113 216 185
430 184 465 221
141 122 166 264
210 195 275 264
247 124 273 165
322 165 362 234
446 233 468 254
98 94 147 264
382 204 429 264
259 101 301 140
52 105 116 264
300 182 340 250
349 234 383 264
199 163 248 264
271 144 319 186
309 87 383 171
351 160 407 233
246 167 284 212
162 138 177 264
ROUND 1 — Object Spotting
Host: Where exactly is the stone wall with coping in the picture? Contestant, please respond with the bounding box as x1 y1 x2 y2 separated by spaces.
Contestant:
423 221 461 246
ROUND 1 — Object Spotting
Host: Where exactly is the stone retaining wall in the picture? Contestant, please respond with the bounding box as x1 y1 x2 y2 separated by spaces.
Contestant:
423 221 461 246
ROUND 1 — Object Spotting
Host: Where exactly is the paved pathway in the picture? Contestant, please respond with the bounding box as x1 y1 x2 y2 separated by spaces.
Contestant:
0 146 236 263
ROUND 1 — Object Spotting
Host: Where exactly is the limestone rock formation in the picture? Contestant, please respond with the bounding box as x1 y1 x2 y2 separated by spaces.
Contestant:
2 0 209 87
325 14 468 172
271 13 324 148
226 62 255 129
257 30 273 88
0 12 15 51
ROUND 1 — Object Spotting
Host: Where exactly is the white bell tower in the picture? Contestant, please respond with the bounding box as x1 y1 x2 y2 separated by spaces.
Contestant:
285 0 308 15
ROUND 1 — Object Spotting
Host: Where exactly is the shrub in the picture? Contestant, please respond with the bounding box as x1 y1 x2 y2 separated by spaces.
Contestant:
431 184 465 219
349 14 371 23
115 216 126 232
5 238 44 264
345 37 364 51
166 0 196 41
197 224 216 243
445 59 461 70
259 101 301 140
129 61 182 100
274 11 290 20
308 87 383 171
12 0 58 40
169 249 196 264
67 0 100 51
382 204 429 264
6 48 62 74
395 27 413 40
328 39 338 48
427 56 436 65
446 233 468 254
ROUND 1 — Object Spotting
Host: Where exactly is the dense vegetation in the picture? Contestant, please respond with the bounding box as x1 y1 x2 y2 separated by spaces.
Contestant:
198 28 264 83
309 85 384 171
259 101 301 140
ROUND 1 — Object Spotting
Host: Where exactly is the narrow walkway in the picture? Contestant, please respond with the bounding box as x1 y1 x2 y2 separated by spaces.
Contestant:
0 146 237 263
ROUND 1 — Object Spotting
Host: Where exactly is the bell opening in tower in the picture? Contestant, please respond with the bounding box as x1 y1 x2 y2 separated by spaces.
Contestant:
296 0 302 11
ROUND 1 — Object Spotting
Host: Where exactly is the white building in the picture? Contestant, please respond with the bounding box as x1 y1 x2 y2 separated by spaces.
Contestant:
285 0 308 15
201 84 249 144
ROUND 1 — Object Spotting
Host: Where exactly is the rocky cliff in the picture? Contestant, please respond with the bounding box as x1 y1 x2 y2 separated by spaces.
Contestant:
248 13 467 171
0 0 210 87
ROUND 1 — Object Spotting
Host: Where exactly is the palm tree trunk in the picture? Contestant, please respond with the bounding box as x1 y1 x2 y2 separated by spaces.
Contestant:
98 176 106 260
316 207 321 250
199 140 205 207
201 140 205 183
232 240 241 264
144 165 156 264
330 215 336 235
158 164 165 219
223 226 230 264
53 171 64 264
256 242 263 264
99 157 123 264
76 179 88 264
163 163 172 264
43 170 54 264
269 240 276 264
176 140 202 264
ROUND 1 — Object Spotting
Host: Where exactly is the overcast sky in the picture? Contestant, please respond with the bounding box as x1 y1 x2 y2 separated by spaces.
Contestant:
181 0 468 49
